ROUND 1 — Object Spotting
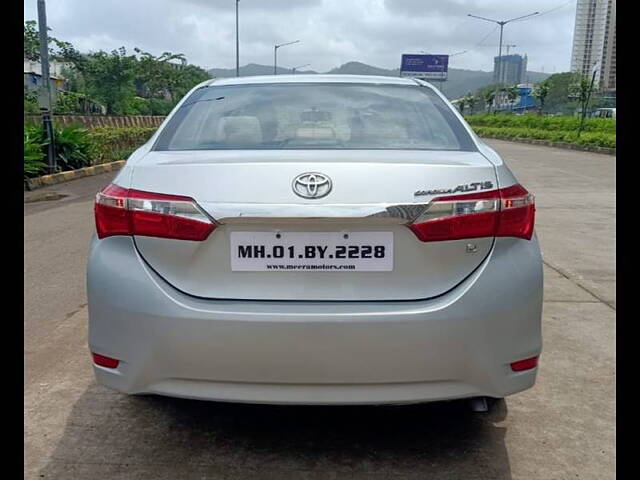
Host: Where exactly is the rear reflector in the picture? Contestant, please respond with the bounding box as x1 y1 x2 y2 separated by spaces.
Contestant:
95 184 216 241
409 184 535 242
510 355 539 372
92 352 120 369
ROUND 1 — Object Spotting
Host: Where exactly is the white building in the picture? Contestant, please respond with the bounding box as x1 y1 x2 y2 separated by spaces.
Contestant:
570 0 616 92
23 59 73 92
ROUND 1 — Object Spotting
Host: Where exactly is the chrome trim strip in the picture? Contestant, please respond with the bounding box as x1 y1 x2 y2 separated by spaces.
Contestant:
200 203 430 225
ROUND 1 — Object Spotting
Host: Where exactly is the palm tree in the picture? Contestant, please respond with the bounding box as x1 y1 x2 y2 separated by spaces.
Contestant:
466 94 477 115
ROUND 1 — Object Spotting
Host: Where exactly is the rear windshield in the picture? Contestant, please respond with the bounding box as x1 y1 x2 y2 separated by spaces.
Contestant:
153 83 476 151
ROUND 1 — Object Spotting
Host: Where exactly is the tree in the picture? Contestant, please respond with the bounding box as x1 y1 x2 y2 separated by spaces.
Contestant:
172 64 211 99
24 20 41 61
51 39 85 69
465 93 476 115
533 81 550 115
134 48 186 101
24 21 213 115
82 48 137 114
569 73 596 137
537 72 579 115
24 20 79 63
457 98 466 115
484 89 496 114
504 85 519 111
132 49 210 102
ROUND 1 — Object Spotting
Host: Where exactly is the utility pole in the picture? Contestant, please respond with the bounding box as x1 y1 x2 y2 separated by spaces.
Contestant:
468 12 538 85
274 40 300 75
37 0 56 173
235 0 240 77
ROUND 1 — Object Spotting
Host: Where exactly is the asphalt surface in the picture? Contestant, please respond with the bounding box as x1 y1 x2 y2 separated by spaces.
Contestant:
24 140 615 479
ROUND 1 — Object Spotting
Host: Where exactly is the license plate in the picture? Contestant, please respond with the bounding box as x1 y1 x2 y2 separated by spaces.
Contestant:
230 232 393 272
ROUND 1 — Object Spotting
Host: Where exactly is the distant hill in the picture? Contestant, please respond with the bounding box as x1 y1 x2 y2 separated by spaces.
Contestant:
208 61 550 99
208 63 318 78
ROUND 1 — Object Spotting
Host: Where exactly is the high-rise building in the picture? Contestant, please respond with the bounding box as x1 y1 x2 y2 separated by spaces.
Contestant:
493 54 527 85
570 0 616 92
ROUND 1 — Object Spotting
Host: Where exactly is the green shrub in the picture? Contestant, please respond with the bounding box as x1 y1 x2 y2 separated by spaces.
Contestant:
128 97 152 115
572 132 616 148
24 88 40 114
465 113 616 134
149 98 174 115
464 113 616 149
24 121 158 178
88 126 157 163
24 125 47 178
54 125 93 170
471 125 615 149
52 91 84 114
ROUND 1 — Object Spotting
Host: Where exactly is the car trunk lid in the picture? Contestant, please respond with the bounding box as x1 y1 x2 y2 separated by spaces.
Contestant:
130 149 497 301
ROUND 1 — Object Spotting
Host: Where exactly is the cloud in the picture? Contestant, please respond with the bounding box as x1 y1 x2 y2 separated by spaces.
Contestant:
177 0 323 11
24 0 576 74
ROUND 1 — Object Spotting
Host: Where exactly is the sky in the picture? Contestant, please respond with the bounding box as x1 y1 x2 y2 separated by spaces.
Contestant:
24 0 577 74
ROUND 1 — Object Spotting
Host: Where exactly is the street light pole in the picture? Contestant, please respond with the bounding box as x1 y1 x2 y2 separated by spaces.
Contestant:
37 0 56 173
497 23 504 84
274 40 300 75
235 0 240 77
467 11 539 86
292 63 310 74
420 50 467 57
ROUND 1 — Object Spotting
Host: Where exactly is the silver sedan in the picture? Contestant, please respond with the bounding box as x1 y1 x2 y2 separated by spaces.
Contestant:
87 75 542 406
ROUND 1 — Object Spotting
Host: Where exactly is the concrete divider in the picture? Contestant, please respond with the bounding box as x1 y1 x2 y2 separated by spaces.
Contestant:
24 115 166 129
25 160 126 191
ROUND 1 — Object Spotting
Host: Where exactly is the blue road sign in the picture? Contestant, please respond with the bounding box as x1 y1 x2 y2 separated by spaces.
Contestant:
400 54 449 80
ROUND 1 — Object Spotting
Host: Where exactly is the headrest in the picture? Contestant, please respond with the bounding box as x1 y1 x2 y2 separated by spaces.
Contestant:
218 116 263 144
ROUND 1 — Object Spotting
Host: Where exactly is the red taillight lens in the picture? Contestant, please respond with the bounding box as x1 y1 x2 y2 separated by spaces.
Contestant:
95 184 131 238
510 355 539 372
95 184 216 241
408 184 535 242
92 352 120 369
496 184 536 239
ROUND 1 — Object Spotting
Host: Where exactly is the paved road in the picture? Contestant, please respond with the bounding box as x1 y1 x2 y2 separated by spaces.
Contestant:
25 140 615 479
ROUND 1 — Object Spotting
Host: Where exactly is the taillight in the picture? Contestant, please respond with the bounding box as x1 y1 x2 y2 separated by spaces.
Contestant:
95 184 216 241
409 184 535 242
92 352 120 369
510 355 539 372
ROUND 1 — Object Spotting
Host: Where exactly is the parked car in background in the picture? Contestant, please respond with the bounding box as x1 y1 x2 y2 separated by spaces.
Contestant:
592 108 616 118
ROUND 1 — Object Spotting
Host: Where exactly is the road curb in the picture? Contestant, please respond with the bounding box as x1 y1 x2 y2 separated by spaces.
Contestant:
24 160 126 191
479 135 616 155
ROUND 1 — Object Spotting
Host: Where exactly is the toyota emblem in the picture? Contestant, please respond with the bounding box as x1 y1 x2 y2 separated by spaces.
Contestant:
292 172 332 199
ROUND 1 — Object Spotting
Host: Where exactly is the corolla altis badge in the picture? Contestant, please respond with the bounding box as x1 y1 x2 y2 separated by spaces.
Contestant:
414 181 494 196
292 172 333 199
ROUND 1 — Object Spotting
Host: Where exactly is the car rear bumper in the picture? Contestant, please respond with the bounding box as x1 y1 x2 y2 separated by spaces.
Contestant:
87 235 543 405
